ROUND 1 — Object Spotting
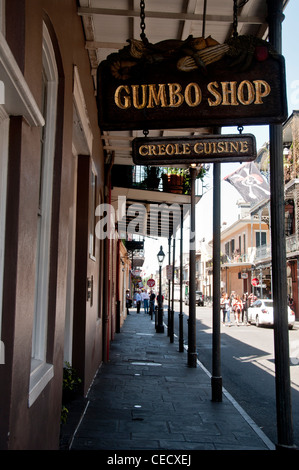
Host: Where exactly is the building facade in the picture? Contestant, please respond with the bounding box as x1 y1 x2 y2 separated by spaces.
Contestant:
0 0 291 450
0 0 131 449
220 210 270 297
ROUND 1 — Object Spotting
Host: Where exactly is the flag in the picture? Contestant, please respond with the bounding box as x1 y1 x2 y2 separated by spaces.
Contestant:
224 162 270 204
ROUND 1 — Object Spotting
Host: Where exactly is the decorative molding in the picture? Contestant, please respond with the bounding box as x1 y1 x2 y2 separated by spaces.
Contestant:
0 31 44 127
28 362 54 407
73 65 93 155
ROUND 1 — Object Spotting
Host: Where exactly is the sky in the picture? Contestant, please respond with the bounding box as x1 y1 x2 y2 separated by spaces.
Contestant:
142 0 299 276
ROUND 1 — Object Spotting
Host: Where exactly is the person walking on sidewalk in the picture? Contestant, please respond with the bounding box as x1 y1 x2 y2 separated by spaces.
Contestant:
221 292 231 325
242 293 249 325
126 290 132 315
142 290 150 314
135 291 141 313
234 295 243 325
149 290 156 317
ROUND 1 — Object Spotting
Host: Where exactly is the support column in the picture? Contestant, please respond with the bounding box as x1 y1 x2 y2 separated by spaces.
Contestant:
179 206 184 352
188 167 197 367
170 238 175 343
168 237 171 336
211 162 222 401
267 0 295 449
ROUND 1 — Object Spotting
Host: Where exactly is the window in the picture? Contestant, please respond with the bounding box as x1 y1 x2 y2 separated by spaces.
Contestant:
285 200 295 236
0 107 8 363
256 231 267 247
29 23 58 406
225 242 229 256
89 167 97 260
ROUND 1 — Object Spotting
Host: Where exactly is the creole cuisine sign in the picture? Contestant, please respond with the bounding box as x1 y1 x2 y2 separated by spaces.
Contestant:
132 134 256 165
97 35 287 131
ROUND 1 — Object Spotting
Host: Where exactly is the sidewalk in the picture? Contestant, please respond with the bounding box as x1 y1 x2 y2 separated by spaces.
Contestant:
62 307 275 451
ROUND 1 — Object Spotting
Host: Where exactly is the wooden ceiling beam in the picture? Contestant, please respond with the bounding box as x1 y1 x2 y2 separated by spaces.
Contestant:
78 7 265 25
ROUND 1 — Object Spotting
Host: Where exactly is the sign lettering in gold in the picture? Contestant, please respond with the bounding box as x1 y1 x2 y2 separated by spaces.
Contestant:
114 80 271 110
97 50 287 130
132 134 256 165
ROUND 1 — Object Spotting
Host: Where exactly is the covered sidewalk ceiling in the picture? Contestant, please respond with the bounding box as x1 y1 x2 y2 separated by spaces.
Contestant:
78 0 288 165
78 0 289 164
77 0 289 238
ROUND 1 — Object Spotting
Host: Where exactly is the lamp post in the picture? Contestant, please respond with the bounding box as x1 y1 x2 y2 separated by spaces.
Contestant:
157 246 165 333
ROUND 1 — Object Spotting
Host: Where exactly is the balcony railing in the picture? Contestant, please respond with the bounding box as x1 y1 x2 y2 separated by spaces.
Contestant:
286 234 299 254
111 165 203 195
221 253 249 264
219 237 299 268
255 244 271 261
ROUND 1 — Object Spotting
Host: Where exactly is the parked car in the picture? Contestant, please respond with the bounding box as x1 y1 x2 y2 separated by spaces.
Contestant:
247 299 295 329
184 291 204 306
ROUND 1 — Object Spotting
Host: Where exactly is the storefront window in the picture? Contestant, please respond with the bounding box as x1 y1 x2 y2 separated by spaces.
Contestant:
29 22 58 406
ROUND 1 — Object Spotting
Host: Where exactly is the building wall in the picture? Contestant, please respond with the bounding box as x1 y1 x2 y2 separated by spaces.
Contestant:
221 221 270 259
0 0 106 449
220 220 269 296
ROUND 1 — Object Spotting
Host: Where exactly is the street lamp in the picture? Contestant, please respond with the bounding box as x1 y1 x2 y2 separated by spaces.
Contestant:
156 246 165 333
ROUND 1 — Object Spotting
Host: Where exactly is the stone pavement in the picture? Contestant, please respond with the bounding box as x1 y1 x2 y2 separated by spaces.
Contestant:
64 307 275 452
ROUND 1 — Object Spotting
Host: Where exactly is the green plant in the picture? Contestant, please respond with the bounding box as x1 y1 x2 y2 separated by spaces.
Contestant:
63 361 82 394
61 405 69 425
61 362 82 424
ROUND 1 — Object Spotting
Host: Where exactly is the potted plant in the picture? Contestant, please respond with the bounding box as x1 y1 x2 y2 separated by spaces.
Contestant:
162 168 184 193
162 166 207 194
168 168 184 193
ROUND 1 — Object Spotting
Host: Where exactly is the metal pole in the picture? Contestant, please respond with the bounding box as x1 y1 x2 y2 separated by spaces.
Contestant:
179 206 184 352
168 236 171 336
267 0 295 449
211 162 222 401
188 167 197 367
157 264 164 333
170 238 175 343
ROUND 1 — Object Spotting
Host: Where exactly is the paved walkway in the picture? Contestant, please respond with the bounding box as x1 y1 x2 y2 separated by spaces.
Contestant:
64 308 275 451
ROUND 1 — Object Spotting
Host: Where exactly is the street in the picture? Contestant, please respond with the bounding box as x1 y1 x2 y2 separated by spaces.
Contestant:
171 301 299 448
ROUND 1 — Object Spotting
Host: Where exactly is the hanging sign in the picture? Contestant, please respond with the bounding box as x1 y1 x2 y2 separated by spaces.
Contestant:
97 36 287 131
132 133 256 165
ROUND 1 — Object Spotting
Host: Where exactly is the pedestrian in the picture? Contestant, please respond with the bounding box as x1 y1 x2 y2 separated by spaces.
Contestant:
220 292 231 325
133 291 138 307
149 290 156 317
135 291 141 313
126 289 132 315
248 292 257 306
289 297 295 312
242 293 249 324
142 289 150 314
234 295 243 325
